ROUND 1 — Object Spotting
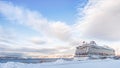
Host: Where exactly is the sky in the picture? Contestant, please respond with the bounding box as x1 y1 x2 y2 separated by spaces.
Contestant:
0 0 120 58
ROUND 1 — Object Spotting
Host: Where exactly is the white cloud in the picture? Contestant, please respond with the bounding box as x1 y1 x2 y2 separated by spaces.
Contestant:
0 1 74 57
77 0 120 41
30 37 46 45
50 21 72 41
0 25 73 57
0 1 72 42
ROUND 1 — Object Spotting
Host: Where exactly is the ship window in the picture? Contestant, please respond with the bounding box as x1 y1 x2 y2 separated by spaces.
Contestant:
76 47 79 49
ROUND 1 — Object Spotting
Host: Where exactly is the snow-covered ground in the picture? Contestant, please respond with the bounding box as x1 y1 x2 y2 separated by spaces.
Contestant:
0 59 120 68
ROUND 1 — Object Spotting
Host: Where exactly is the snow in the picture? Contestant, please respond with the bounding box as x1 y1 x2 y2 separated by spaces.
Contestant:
53 59 67 63
0 59 120 68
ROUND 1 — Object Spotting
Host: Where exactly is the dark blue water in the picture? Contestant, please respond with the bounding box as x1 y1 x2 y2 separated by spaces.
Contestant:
0 58 73 63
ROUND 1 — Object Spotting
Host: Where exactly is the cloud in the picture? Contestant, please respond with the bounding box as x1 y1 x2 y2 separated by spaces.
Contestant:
0 1 74 57
0 26 73 57
77 0 120 41
30 37 46 45
0 45 74 57
0 25 73 57
0 1 72 42
50 22 72 41
0 52 24 57
0 26 17 45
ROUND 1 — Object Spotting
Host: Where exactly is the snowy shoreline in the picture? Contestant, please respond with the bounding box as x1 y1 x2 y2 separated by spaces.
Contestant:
0 59 120 68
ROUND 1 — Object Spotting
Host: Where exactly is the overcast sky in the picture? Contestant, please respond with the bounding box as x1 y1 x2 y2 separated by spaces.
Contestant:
0 0 120 57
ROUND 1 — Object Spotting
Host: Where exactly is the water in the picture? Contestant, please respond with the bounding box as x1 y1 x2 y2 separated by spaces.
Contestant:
0 58 73 63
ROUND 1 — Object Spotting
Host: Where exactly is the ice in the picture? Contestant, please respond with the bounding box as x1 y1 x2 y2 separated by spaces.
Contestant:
0 59 120 68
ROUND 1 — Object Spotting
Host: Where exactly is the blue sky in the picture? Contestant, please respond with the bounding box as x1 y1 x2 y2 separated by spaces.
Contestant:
0 0 120 57
4 0 87 25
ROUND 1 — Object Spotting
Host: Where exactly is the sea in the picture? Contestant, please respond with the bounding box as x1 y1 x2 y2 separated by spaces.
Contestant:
0 58 73 63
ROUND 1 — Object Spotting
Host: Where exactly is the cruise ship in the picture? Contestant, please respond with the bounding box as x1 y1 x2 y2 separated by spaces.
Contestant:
74 41 115 60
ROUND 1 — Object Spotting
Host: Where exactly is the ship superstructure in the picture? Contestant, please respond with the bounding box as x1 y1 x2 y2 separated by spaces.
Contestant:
74 41 115 60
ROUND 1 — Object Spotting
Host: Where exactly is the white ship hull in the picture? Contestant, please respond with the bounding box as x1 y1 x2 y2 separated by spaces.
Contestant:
74 57 89 61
